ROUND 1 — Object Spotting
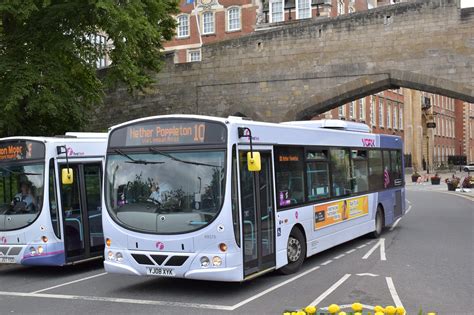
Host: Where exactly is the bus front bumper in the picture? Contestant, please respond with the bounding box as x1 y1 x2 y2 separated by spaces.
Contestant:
104 260 241 281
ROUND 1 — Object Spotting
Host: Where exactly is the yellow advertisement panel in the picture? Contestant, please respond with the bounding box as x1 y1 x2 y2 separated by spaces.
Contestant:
314 196 369 230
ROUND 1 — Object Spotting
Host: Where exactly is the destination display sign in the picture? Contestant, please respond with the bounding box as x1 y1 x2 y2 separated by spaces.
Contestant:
109 120 227 147
0 141 45 162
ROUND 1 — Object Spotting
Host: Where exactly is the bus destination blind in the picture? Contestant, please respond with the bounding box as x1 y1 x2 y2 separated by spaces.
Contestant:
111 121 227 147
0 141 45 161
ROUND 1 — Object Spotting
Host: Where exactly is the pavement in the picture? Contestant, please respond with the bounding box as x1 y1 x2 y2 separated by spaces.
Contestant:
404 171 474 201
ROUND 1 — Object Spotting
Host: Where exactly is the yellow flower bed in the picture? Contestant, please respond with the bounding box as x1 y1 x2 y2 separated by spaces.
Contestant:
283 303 437 315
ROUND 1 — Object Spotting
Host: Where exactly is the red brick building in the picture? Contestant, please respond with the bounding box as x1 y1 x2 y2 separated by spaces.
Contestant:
164 0 259 63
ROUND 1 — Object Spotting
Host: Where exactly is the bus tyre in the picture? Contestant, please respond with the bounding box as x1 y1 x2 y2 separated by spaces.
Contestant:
280 227 306 275
371 207 384 238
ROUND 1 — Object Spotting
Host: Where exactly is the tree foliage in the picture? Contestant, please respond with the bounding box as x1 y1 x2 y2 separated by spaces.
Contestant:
0 0 178 136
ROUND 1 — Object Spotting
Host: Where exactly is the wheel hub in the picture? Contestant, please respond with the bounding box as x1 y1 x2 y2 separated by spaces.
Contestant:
287 237 301 262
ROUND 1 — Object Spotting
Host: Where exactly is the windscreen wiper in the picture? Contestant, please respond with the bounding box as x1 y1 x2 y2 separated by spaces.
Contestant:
149 147 222 168
114 149 164 165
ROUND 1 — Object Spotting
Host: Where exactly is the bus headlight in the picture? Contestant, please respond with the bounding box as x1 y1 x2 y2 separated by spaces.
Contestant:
37 246 44 254
200 256 210 268
115 252 124 262
212 256 222 267
29 247 36 256
107 251 114 261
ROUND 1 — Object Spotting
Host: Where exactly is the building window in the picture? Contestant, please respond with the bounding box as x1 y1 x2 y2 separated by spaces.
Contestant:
187 49 201 62
270 0 284 23
379 99 384 128
393 105 398 130
399 107 403 130
339 104 345 118
387 103 391 129
227 7 241 32
177 15 189 38
91 34 108 69
297 0 311 19
371 96 376 127
359 99 365 121
202 11 214 35
337 0 345 15
349 102 355 119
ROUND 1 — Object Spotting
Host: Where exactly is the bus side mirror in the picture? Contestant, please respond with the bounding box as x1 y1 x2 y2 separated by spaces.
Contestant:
247 152 261 172
62 168 74 185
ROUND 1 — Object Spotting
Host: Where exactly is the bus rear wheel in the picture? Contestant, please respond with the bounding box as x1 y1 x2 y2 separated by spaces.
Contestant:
279 227 306 275
371 206 384 238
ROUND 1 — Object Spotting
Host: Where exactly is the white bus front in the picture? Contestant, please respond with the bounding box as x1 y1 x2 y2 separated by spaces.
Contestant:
103 117 245 281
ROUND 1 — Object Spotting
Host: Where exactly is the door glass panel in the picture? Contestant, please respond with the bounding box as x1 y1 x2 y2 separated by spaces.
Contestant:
84 164 103 252
60 165 84 258
239 152 258 273
240 150 275 277
259 154 275 265
49 159 60 238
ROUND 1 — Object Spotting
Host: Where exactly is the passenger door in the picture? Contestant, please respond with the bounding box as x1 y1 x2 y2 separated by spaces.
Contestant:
59 163 103 262
239 150 276 277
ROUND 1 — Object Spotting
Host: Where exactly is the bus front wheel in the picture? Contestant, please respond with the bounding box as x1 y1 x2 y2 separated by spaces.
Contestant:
371 206 384 238
280 227 306 275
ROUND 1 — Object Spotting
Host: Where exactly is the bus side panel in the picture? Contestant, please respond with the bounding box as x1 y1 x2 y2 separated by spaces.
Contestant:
275 194 378 269
377 189 402 226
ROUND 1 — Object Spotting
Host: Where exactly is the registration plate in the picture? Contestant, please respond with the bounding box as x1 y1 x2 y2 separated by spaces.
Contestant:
0 256 15 264
146 267 175 277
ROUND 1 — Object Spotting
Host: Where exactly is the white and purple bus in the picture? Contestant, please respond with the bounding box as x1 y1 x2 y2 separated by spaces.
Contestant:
103 115 405 281
0 134 107 266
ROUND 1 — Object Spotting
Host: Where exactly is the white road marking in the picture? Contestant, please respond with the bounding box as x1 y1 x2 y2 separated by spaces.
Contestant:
357 244 367 249
321 260 333 266
308 274 351 307
356 273 379 277
406 199 411 205
390 218 402 231
405 204 412 214
334 254 345 260
362 238 386 261
345 249 356 254
0 291 234 311
386 277 404 308
230 266 320 310
31 272 108 294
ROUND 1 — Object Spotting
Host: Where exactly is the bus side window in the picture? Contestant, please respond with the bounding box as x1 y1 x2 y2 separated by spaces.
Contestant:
306 150 330 201
351 149 368 193
368 150 384 191
382 150 392 188
330 148 351 197
275 146 305 208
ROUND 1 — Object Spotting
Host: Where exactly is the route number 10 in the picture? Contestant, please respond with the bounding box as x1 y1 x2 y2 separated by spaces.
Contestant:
193 124 206 142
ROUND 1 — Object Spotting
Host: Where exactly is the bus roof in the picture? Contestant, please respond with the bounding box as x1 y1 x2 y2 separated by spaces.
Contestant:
281 120 372 133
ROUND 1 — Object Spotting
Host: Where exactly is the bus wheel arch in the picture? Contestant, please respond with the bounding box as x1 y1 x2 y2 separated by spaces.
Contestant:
371 204 385 238
279 224 307 275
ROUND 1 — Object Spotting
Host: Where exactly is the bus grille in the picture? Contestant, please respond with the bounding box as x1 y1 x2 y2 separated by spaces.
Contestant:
0 246 22 256
165 256 188 266
131 254 154 265
150 255 167 265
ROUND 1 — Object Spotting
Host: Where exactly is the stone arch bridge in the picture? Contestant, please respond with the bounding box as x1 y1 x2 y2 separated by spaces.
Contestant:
93 0 474 129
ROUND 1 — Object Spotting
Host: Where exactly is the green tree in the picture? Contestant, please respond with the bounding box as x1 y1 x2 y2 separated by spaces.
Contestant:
0 0 178 136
